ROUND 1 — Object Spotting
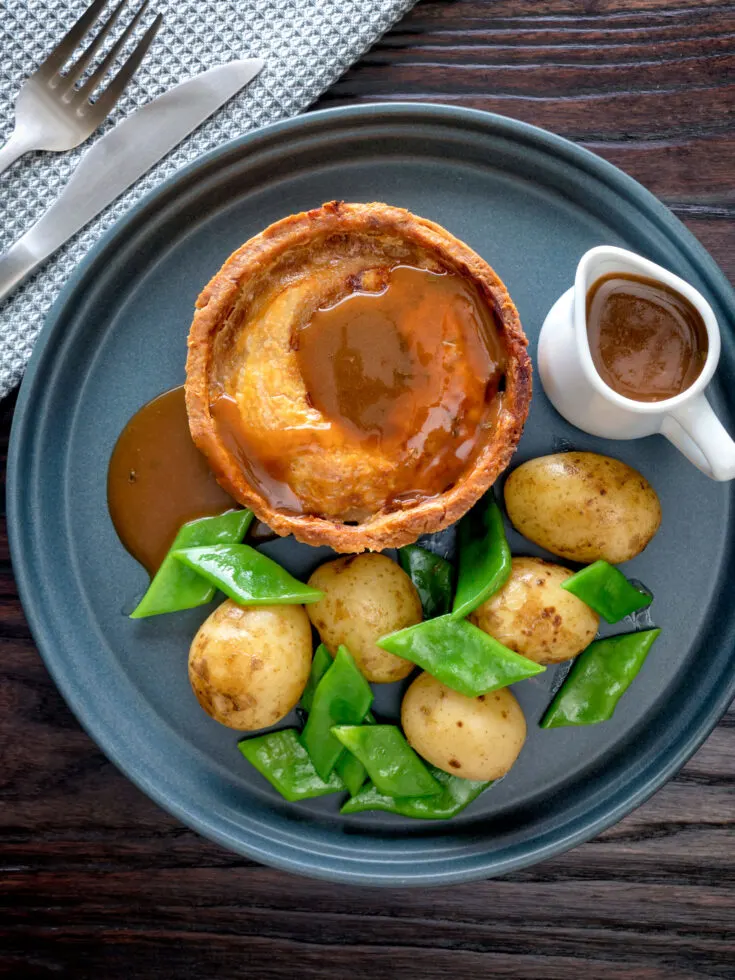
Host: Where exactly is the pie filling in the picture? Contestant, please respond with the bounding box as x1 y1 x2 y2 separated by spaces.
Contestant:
209 256 506 523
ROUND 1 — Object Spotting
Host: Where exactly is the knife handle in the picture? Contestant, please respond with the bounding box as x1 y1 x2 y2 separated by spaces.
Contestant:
0 146 127 306
0 238 41 304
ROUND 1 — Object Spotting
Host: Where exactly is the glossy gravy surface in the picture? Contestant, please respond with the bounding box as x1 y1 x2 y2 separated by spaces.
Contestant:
108 386 234 574
587 272 708 402
212 264 506 520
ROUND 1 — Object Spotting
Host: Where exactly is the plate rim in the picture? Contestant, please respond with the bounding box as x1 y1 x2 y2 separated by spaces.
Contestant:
8 101 735 886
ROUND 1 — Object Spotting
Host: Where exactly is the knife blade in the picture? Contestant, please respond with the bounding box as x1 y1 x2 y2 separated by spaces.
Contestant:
0 58 264 302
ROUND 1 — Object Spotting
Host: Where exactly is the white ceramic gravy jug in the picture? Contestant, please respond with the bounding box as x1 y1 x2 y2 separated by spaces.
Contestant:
537 245 735 481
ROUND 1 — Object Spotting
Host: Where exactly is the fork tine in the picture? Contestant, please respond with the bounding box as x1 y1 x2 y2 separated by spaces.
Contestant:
34 0 110 82
80 13 162 120
62 0 129 93
74 0 150 102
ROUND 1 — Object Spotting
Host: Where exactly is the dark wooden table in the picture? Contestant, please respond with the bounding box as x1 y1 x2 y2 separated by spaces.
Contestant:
3 2 735 977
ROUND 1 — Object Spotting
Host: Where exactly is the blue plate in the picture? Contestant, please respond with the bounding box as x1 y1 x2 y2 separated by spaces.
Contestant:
8 104 735 885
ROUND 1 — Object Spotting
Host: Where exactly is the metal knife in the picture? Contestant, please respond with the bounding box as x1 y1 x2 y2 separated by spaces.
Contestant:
0 58 264 302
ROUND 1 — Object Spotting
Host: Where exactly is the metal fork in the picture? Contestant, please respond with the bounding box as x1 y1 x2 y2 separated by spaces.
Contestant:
0 0 162 177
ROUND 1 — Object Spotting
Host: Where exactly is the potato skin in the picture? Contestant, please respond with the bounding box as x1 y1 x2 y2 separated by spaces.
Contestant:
307 553 422 683
504 452 661 564
470 557 598 664
188 600 312 730
401 672 526 781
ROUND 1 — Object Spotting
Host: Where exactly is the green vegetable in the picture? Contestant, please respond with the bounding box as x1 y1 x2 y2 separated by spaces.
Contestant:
336 749 369 798
452 494 511 619
561 560 652 624
301 646 373 781
341 765 491 819
398 545 454 619
378 614 544 698
332 725 442 798
541 628 661 728
238 729 344 801
301 645 376 725
130 510 253 619
301 644 333 714
172 544 323 606
300 645 370 796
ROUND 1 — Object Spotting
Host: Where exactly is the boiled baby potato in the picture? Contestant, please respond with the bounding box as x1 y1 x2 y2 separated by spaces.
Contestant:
504 451 661 564
402 672 526 781
307 553 422 683
189 599 312 730
470 556 598 665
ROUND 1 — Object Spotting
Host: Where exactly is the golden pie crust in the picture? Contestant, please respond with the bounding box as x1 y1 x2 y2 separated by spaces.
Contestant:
185 201 531 552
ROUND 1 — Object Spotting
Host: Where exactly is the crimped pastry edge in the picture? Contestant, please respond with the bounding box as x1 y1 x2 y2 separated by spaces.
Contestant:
186 201 531 553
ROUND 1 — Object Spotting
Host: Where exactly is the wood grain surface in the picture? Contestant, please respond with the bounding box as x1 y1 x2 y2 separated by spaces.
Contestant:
2 1 735 977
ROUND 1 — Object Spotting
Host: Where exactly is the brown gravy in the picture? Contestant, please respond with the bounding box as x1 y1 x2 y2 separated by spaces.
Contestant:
297 265 488 443
108 386 235 574
586 272 708 402
211 264 506 520
210 393 305 514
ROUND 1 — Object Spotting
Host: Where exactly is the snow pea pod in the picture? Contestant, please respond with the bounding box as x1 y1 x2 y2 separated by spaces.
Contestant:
561 560 652 624
541 628 661 728
130 509 253 619
301 644 333 714
172 544 323 606
302 645 376 723
451 494 511 619
238 729 344 801
378 614 544 698
332 725 442 798
341 765 491 819
301 646 373 781
398 545 454 619
335 743 370 798
301 645 370 796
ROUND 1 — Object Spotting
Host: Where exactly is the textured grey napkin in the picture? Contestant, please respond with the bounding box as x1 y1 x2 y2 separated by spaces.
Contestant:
0 0 415 399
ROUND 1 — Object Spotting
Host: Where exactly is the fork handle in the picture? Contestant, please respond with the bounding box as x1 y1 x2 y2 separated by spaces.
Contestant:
0 239 39 302
0 130 35 177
